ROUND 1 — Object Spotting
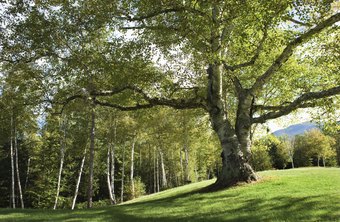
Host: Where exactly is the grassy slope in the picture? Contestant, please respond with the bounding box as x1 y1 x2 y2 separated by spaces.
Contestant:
1 167 340 222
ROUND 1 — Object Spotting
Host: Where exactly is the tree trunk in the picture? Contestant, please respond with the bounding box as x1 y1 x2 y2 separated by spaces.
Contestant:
159 150 167 188
54 118 66 210
71 147 86 210
184 143 190 183
110 120 117 204
206 5 257 189
24 157 31 190
317 156 320 167
120 145 125 203
153 147 156 193
14 126 24 208
179 149 183 185
10 115 15 209
207 62 257 189
156 149 159 192
107 145 114 204
291 156 295 169
323 157 325 167
130 136 136 199
87 104 96 208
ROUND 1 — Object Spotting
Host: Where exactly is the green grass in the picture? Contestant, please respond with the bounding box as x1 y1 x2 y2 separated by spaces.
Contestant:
1 167 340 221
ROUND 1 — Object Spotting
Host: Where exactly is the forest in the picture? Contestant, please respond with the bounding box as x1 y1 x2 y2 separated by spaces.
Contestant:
0 0 339 211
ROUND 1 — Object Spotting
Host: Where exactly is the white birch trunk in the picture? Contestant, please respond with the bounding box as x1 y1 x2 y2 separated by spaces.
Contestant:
107 144 114 203
24 157 31 190
14 126 24 208
71 147 86 210
120 145 125 203
53 118 66 210
87 104 95 208
130 136 136 199
10 115 15 209
159 150 167 188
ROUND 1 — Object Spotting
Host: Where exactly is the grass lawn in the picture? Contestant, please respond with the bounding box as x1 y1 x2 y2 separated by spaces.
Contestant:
1 167 340 221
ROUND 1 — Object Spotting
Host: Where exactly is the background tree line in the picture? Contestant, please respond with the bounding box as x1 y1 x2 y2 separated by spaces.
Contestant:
251 128 339 171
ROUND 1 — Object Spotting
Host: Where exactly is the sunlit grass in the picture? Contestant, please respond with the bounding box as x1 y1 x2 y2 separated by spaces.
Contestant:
1 167 340 221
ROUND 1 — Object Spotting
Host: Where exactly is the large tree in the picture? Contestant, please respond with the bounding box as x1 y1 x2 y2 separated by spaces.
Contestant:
1 0 339 189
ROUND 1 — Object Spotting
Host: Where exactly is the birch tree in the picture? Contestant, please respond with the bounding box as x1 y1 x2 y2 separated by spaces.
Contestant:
1 0 339 189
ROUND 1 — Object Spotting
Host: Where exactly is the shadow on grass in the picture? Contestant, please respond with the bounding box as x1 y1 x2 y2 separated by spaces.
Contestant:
1 183 340 222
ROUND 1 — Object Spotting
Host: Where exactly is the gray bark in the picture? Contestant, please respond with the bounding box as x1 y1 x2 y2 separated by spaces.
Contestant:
130 136 136 198
87 104 95 208
110 121 117 204
159 150 167 188
54 119 66 210
206 5 257 189
184 143 189 182
179 149 183 184
107 145 114 204
120 145 125 203
14 126 24 208
10 115 15 209
71 147 86 210
24 157 30 190
156 149 159 192
153 147 156 193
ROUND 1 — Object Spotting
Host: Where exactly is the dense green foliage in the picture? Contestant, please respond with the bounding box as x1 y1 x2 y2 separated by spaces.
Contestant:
1 168 340 221
0 0 339 210
251 130 338 171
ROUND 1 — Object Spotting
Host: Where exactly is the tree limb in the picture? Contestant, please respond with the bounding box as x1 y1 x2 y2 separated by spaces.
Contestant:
252 86 340 123
286 18 313 27
250 12 340 94
54 85 205 114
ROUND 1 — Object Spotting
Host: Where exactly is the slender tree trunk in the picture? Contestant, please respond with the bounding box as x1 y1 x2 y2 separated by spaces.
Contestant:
148 143 152 193
110 121 117 204
14 126 24 208
179 149 183 185
323 157 325 167
71 147 86 210
87 104 96 208
54 119 66 210
317 156 320 167
130 136 136 199
153 147 156 193
24 157 31 190
139 144 142 170
184 143 190 183
107 144 114 204
156 149 160 192
10 115 15 209
159 150 167 188
121 145 125 203
291 156 295 169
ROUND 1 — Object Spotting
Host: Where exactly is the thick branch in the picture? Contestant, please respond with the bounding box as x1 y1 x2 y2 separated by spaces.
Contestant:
286 18 313 27
54 85 205 114
250 12 340 94
253 86 340 123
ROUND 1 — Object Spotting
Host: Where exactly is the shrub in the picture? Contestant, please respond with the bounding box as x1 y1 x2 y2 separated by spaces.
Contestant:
124 177 146 201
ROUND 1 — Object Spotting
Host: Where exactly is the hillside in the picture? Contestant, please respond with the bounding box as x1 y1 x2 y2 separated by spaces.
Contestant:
1 168 340 222
273 121 318 137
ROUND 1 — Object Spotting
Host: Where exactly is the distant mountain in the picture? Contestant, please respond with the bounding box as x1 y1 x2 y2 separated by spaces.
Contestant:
273 121 319 137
